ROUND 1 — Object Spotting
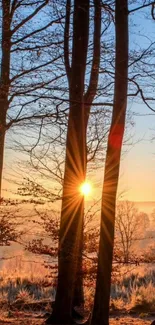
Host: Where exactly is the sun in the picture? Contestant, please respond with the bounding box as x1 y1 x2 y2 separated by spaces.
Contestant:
80 182 92 197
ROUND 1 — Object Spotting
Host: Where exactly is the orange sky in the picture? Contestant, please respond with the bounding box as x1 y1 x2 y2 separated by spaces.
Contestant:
2 100 155 204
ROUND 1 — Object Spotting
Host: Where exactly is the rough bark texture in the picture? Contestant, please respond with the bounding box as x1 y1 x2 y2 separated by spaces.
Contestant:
72 0 101 309
46 0 101 321
84 0 101 127
91 1 128 325
46 1 89 323
0 0 11 196
46 1 101 321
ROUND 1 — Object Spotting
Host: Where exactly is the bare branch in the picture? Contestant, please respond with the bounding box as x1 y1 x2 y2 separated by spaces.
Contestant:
64 0 71 82
11 17 63 46
129 1 155 14
11 0 49 35
129 78 155 113
10 56 61 83
151 2 155 19
84 0 101 126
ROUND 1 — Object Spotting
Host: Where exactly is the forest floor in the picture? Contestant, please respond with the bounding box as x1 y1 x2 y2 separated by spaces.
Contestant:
0 315 154 325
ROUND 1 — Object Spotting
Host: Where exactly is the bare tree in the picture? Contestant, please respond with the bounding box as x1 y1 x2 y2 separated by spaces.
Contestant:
46 1 90 323
0 0 66 196
45 1 102 323
91 1 129 324
115 201 149 263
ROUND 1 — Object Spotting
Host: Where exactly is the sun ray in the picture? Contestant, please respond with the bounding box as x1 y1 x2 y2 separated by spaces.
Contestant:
80 182 92 197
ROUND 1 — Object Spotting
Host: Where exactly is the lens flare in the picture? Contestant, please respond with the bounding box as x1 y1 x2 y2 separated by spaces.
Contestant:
80 182 92 196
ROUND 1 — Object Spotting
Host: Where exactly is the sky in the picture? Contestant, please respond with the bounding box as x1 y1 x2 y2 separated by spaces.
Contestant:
118 6 155 202
1 2 155 204
118 102 155 202
4 102 154 203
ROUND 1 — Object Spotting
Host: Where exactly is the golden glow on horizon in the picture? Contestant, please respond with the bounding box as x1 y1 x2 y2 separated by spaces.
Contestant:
80 182 92 197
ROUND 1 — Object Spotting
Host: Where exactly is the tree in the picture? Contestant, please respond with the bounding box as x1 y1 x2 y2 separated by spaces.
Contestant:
151 209 155 226
115 201 149 263
45 1 102 323
91 1 129 324
0 198 21 246
7 0 153 320
46 1 90 323
0 0 65 196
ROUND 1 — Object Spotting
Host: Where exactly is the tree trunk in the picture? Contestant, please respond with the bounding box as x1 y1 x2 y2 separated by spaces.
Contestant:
72 227 84 308
91 1 128 325
46 1 89 324
0 111 7 196
0 0 11 197
72 0 101 310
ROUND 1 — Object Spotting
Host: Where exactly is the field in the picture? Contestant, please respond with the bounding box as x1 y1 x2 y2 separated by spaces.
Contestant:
0 258 154 324
0 316 154 325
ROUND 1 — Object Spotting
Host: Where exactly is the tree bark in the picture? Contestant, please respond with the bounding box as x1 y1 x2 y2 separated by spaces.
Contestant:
0 116 6 196
91 1 128 325
46 0 101 321
46 1 89 323
0 0 11 196
72 0 101 310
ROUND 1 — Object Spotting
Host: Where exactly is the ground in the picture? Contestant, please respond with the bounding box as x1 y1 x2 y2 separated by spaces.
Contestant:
0 316 154 325
110 316 154 324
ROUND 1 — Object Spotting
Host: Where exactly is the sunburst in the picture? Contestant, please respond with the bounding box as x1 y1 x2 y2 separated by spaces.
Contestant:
80 182 92 197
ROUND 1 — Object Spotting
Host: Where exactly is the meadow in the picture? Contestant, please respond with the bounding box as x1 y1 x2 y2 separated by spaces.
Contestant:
0 257 154 324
